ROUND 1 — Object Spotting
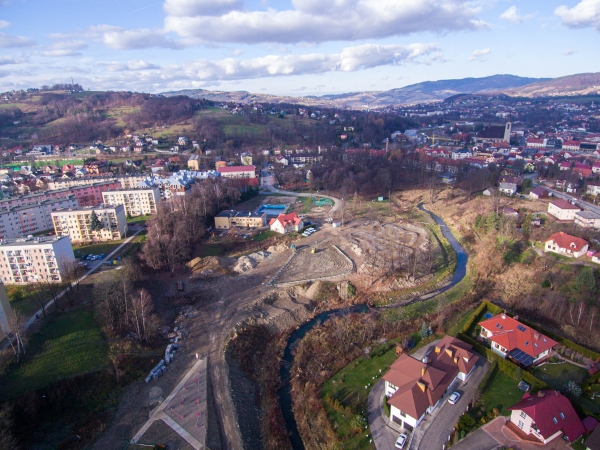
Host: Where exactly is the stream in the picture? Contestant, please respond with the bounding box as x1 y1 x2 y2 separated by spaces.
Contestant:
278 204 468 450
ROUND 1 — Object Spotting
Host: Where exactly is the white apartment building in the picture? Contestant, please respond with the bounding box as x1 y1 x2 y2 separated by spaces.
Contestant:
0 235 75 284
52 205 127 242
47 174 147 190
102 188 159 216
0 196 79 239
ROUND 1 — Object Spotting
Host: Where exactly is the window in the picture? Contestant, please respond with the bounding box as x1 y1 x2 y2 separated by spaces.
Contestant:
560 412 565 419
518 420 524 430
553 417 558 424
520 411 526 419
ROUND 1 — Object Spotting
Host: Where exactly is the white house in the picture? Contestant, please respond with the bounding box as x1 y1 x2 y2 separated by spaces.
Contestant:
508 391 585 444
269 212 304 234
547 199 580 221
383 336 478 432
478 313 557 367
545 231 589 258
499 182 517 195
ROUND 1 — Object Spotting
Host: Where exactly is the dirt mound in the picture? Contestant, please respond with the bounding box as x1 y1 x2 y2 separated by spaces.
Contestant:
267 244 288 253
187 256 227 276
232 251 271 274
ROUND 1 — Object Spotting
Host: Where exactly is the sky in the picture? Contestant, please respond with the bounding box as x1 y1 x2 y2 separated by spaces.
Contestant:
0 0 599 96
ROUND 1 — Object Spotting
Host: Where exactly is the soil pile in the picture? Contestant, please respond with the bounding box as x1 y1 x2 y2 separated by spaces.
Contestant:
187 256 227 276
233 251 271 274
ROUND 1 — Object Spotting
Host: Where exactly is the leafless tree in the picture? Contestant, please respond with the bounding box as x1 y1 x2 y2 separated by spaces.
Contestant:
8 307 26 362
130 288 154 342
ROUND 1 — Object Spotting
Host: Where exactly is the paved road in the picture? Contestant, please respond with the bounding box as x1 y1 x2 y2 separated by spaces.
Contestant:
536 181 600 215
368 379 400 450
450 426 498 450
416 359 490 450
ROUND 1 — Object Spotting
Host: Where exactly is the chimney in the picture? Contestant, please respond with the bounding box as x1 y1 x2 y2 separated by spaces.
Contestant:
417 381 426 392
445 348 453 357
422 367 426 376
514 315 519 321
435 346 441 353
538 391 545 398
454 357 459 364
502 313 506 319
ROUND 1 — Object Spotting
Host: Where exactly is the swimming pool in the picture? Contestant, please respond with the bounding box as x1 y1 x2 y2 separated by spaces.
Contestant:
257 204 287 217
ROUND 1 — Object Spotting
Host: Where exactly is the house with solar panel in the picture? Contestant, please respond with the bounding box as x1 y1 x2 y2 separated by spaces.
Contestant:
478 313 558 367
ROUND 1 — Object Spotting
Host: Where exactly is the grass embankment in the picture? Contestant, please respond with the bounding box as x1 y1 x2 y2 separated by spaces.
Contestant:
5 285 53 318
73 241 122 257
0 308 108 398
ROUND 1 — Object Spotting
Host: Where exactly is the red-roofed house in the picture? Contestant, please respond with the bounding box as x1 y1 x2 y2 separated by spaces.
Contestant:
545 231 589 258
383 335 479 431
529 187 549 200
479 313 557 366
547 199 581 221
508 390 585 444
269 212 304 234
593 162 600 175
526 138 545 148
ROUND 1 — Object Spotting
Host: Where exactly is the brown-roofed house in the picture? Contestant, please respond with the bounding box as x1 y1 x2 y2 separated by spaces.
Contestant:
479 313 557 367
383 335 479 431
548 199 581 221
545 231 589 258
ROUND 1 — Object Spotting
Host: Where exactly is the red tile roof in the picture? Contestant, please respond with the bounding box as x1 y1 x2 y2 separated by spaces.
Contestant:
550 199 580 210
217 165 255 173
478 314 557 358
269 212 303 228
508 390 585 442
383 336 478 420
547 232 589 253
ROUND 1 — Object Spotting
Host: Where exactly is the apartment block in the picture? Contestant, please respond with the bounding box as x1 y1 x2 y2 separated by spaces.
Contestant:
102 188 160 216
71 181 122 206
0 196 79 239
47 174 147 191
52 204 127 242
0 235 75 284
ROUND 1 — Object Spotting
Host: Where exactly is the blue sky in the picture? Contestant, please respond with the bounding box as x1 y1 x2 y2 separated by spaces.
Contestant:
0 0 599 95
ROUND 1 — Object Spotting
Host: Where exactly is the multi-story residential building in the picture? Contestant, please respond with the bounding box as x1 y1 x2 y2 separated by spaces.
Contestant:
217 165 256 179
47 174 147 190
102 188 159 216
575 211 600 229
0 197 79 239
547 199 580 221
187 155 200 171
52 205 127 242
71 181 122 206
0 235 75 284
214 210 266 230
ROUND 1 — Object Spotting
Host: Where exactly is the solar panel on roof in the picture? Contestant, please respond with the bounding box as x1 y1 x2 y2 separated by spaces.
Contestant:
517 325 527 332
508 348 535 367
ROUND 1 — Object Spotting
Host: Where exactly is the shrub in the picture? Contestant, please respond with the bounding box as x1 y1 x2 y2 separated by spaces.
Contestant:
350 415 367 431
457 413 476 431
562 380 582 400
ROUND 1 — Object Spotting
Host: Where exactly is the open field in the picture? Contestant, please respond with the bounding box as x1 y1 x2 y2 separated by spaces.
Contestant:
0 308 108 398
533 362 589 390
478 367 524 416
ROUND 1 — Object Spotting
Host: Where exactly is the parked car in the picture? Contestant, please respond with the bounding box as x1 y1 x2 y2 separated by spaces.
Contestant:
448 392 461 405
395 433 407 449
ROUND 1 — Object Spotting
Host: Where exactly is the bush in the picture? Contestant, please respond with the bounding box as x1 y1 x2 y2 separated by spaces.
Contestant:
457 413 476 431
350 414 367 431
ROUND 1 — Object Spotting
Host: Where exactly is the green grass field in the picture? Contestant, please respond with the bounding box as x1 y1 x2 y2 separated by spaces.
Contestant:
73 241 122 258
252 230 276 242
478 368 523 416
196 243 227 257
533 362 588 390
0 308 108 398
5 285 47 318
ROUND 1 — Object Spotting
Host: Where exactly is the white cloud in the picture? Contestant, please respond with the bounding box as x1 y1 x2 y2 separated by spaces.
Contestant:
231 48 243 56
43 40 88 57
0 55 24 65
164 0 486 44
555 0 600 30
469 47 490 61
164 0 243 16
101 27 188 49
0 20 10 29
100 60 160 71
0 32 35 48
500 6 533 24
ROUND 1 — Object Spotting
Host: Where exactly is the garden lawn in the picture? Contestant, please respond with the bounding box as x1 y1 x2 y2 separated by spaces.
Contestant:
0 308 108 398
252 231 276 242
197 243 227 257
73 241 122 258
533 362 588 390
322 343 399 450
478 368 524 416
5 285 42 318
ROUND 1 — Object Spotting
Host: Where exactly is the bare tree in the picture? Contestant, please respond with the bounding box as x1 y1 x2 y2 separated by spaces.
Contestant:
130 288 154 342
8 307 26 362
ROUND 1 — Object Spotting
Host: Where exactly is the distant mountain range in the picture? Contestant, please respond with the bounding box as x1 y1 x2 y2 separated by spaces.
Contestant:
163 73 600 108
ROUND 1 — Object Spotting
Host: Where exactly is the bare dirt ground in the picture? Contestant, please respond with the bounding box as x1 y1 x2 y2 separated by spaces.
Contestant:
93 203 432 450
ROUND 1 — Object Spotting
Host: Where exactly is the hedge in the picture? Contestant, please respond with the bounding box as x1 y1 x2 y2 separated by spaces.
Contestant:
457 332 551 390
459 300 503 337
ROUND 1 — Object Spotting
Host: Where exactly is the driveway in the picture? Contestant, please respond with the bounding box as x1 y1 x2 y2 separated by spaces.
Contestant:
415 358 490 450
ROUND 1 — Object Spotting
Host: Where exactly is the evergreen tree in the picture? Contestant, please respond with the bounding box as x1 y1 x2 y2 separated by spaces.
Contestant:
89 211 103 232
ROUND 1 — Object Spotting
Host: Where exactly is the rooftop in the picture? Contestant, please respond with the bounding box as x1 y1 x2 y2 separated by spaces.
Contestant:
0 235 70 247
216 209 265 219
550 199 580 210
